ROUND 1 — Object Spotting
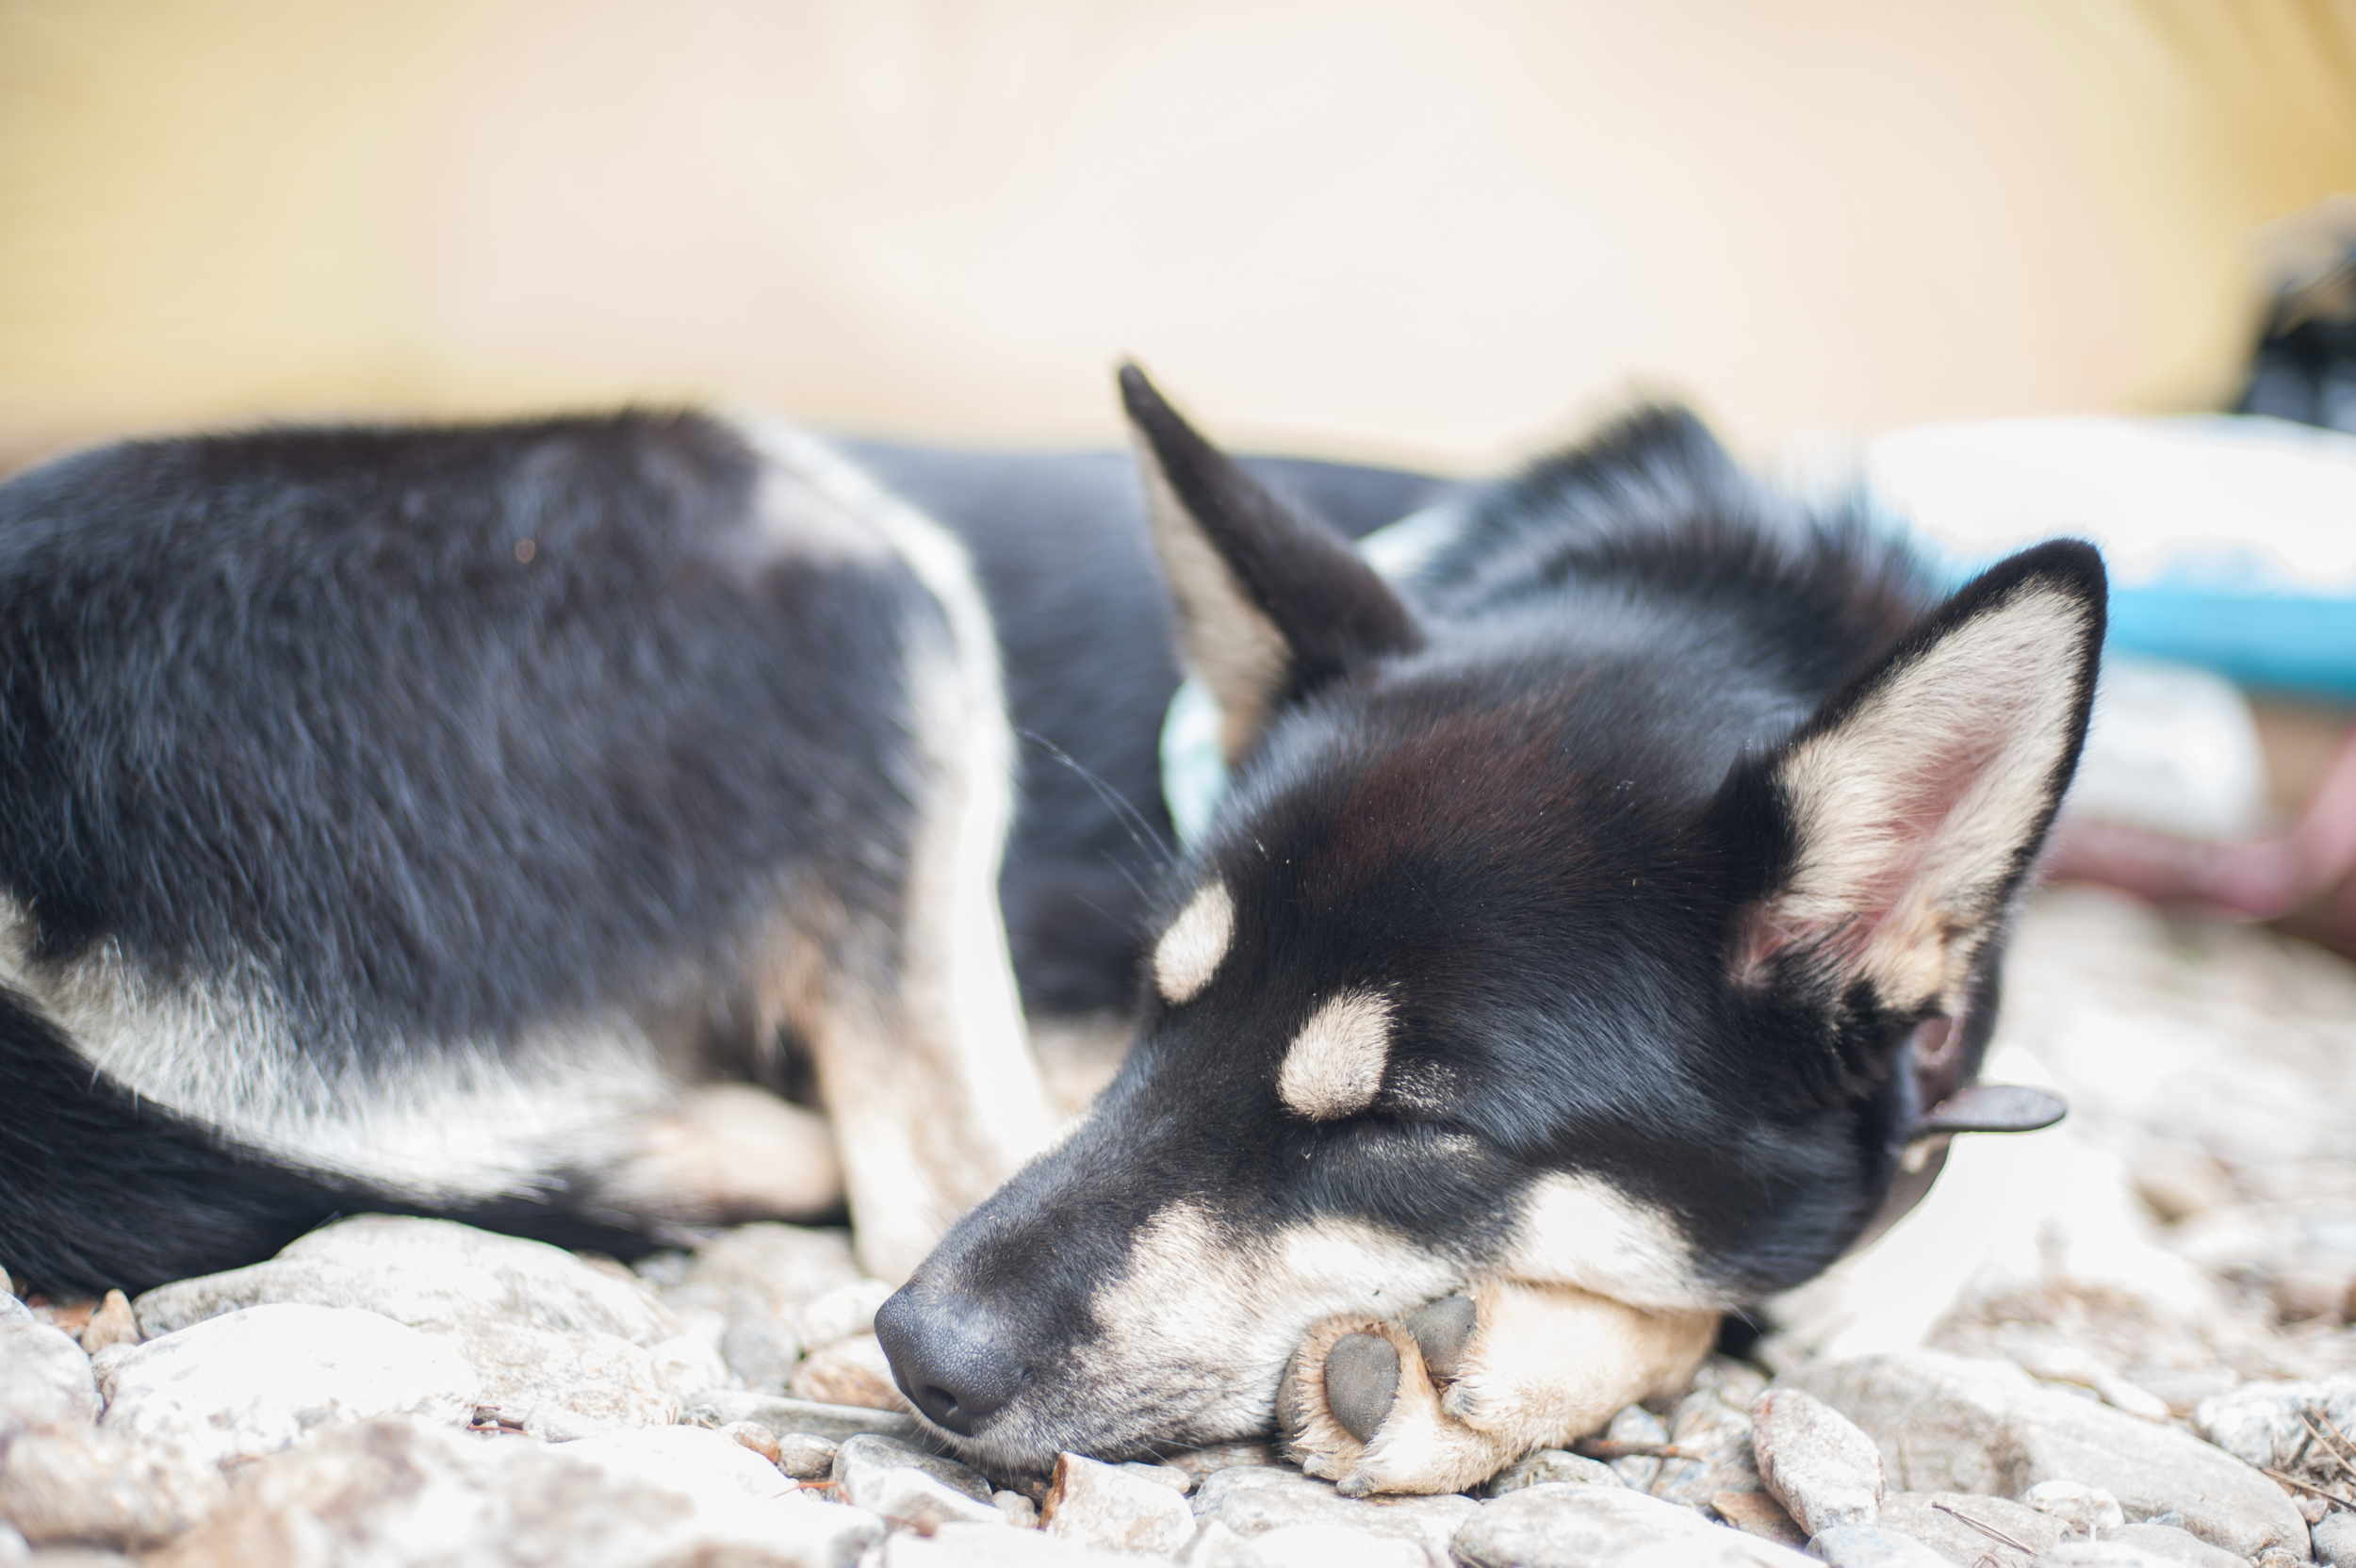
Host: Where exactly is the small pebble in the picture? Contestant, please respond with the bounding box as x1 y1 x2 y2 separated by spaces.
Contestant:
2021 1480 2124 1539
1710 1491 1806 1547
1807 1523 1953 1567
789 1333 908 1412
2103 1523 2246 1568
1750 1388 1884 1536
1039 1451 1196 1557
2312 1510 2356 1568
1488 1448 1624 1496
993 1489 1039 1527
1606 1402 1671 1489
716 1420 780 1465
775 1431 840 1480
78 1292 138 1355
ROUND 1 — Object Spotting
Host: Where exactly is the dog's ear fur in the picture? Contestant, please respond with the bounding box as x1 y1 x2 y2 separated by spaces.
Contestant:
1120 365 1421 759
1725 540 2106 1036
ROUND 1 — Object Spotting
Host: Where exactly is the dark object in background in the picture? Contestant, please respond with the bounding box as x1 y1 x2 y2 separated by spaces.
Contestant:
2238 240 2356 433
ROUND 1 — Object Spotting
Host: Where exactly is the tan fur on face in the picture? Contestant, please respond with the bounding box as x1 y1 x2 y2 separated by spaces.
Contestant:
1505 1171 1720 1312
1051 1201 1459 1462
1153 881 1235 1004
1278 988 1393 1120
1759 582 2091 1014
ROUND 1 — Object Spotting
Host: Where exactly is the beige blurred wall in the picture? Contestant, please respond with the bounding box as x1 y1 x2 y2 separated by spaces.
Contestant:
2 0 2353 472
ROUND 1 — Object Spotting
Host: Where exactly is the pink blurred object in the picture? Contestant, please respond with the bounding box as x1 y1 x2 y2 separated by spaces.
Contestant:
2045 721 2356 953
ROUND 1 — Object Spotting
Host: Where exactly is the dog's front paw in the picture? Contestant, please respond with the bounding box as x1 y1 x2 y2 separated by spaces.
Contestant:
1278 1283 1719 1497
1279 1293 1514 1497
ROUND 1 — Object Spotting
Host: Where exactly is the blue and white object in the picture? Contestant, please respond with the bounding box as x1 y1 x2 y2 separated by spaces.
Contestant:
1857 415 2356 702
1165 414 2354 851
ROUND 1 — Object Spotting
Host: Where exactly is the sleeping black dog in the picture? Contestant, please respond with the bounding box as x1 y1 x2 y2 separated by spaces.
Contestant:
0 369 2097 1495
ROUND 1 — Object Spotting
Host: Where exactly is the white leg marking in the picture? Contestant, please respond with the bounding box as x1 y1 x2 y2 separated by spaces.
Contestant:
728 416 1050 1283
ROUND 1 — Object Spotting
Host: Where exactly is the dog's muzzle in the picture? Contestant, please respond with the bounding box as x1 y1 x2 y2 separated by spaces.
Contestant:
873 1282 1028 1438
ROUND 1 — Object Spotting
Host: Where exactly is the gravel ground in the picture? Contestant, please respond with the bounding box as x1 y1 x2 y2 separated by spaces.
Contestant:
5 883 2354 1567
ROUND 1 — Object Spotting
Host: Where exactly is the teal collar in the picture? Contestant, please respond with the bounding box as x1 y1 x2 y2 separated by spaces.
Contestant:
1159 503 1464 851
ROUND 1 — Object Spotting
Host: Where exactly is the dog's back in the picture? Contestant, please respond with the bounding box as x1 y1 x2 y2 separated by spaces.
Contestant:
0 411 1046 1290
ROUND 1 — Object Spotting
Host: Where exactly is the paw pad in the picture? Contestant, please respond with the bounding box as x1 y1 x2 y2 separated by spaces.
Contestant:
1322 1332 1401 1442
1403 1293 1477 1379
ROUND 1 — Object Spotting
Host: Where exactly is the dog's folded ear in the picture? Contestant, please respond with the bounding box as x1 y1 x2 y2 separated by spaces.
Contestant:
1722 539 2107 1025
1121 365 1422 760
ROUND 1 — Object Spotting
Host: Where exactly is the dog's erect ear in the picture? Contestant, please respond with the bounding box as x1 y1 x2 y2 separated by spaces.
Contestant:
1726 540 2107 1021
1120 365 1421 759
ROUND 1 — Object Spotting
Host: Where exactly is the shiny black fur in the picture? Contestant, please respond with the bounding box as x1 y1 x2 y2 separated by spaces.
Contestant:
0 414 934 1292
0 416 1438 1296
875 383 2103 1467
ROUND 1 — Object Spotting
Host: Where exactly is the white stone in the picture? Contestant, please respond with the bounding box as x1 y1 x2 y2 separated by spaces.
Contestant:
1042 1452 1198 1557
2029 1545 2174 1568
1620 1533 1817 1568
776 1431 840 1479
1189 1465 1475 1558
1655 1385 1762 1508
1605 1402 1671 1490
145 1415 884 1568
1873 1492 2066 1564
1449 1484 1739 1568
2194 1376 2356 1475
788 1332 907 1411
686 1390 924 1443
2021 1480 2126 1540
1749 1388 1883 1536
2313 1514 2356 1568
720 1298 803 1390
1242 1522 1430 1568
2102 1523 2248 1568
1785 1352 2309 1560
678 1224 867 1342
1486 1449 1624 1496
433 1317 674 1434
0 1295 100 1433
555 1424 797 1501
0 1427 227 1548
1805 1524 1954 1568
883 1520 1140 1568
797 1278 895 1348
830 1432 1002 1529
646 1309 731 1403
99 1303 478 1464
131 1215 675 1345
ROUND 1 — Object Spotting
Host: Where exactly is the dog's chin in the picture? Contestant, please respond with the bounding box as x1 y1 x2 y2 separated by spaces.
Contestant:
923 1376 1282 1476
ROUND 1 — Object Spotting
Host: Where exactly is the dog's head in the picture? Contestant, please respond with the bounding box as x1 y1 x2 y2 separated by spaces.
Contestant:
877 370 2104 1470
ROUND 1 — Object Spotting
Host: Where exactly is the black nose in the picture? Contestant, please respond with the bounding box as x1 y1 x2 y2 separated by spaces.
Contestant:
874 1282 1026 1437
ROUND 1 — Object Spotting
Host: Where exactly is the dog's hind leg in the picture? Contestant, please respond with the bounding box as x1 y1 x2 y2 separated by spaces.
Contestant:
735 424 1053 1284
1283 1282 1717 1496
